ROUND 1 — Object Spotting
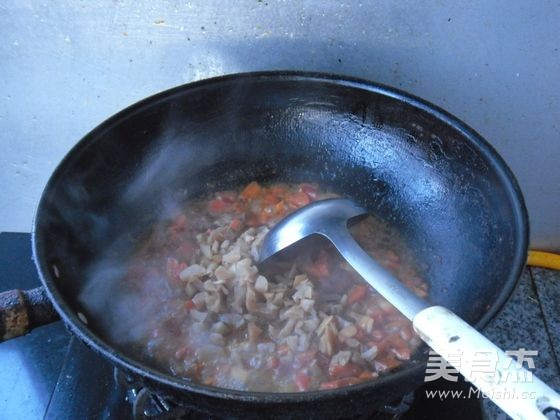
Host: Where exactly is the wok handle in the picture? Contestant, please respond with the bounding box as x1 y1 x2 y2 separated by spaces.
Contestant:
413 306 560 420
0 286 60 342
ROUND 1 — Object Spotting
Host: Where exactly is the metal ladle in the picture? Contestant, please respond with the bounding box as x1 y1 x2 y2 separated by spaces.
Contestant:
259 198 560 420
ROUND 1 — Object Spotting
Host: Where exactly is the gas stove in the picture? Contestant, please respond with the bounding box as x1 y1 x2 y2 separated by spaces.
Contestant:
2 232 558 419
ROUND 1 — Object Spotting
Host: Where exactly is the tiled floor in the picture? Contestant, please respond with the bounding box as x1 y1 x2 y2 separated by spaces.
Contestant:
482 267 560 419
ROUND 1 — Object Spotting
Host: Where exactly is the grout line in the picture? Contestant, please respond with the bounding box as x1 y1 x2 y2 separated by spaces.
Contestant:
42 336 76 420
527 267 560 373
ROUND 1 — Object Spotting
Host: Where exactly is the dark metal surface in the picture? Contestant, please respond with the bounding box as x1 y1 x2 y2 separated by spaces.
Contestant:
44 336 131 420
0 233 71 419
30 72 528 416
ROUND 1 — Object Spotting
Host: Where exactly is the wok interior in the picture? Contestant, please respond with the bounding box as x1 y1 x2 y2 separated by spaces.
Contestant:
35 75 524 382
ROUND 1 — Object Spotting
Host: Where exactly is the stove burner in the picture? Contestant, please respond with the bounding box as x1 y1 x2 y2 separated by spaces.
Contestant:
115 369 415 420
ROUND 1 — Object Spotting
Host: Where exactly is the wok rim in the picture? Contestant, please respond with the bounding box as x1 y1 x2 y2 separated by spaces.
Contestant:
31 70 529 403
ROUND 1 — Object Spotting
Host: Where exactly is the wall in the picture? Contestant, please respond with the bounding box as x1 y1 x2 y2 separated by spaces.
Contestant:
1 0 558 250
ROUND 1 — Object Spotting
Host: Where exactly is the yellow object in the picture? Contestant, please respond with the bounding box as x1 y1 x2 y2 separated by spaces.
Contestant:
527 250 560 270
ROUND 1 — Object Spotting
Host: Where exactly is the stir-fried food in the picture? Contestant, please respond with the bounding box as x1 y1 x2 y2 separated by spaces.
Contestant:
117 182 428 392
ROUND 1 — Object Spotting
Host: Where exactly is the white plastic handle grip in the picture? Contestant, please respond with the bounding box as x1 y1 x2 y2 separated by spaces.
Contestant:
413 306 560 420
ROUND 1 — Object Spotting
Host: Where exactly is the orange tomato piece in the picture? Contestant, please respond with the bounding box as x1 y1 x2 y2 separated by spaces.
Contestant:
286 191 311 208
168 213 188 234
262 192 279 205
358 370 378 380
274 201 287 216
328 362 363 378
295 349 318 367
389 336 412 360
269 183 289 196
304 249 330 279
299 183 318 199
277 344 291 356
241 181 262 199
246 215 261 227
374 354 402 372
347 284 368 304
218 190 237 203
166 258 187 282
177 242 195 259
174 345 191 359
229 218 242 231
208 198 229 213
267 356 280 369
354 328 367 342
294 372 311 391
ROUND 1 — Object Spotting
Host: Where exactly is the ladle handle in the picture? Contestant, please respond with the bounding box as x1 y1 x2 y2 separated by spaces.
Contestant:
327 227 429 319
0 286 59 342
414 306 560 419
328 226 560 419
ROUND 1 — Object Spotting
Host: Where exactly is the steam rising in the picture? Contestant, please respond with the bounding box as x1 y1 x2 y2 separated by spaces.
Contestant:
77 129 211 346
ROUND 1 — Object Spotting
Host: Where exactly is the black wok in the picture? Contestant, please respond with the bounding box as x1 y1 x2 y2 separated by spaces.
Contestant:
1 72 528 418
